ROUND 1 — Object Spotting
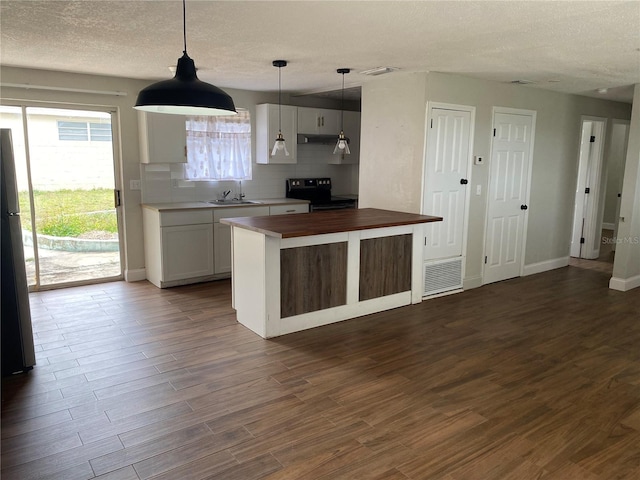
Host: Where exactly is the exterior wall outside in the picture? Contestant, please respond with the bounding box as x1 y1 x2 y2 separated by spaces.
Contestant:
0 108 113 190
360 71 632 287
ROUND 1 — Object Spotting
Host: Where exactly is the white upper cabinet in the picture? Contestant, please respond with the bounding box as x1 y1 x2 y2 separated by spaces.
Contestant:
297 107 340 135
256 103 298 164
328 110 361 164
138 111 187 164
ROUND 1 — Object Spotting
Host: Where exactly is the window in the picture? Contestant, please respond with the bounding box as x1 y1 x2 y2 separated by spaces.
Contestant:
184 110 252 181
57 121 112 142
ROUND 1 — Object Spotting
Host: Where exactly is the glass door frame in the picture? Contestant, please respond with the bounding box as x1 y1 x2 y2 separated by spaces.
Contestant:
1 99 125 291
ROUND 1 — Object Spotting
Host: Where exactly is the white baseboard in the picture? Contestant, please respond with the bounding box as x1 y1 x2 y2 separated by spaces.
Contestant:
523 256 569 276
602 222 615 230
124 268 146 282
463 275 482 290
609 275 640 292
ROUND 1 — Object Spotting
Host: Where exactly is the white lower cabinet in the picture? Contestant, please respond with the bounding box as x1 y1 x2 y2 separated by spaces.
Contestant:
214 222 232 274
162 224 214 281
143 208 214 288
144 203 308 287
213 206 270 275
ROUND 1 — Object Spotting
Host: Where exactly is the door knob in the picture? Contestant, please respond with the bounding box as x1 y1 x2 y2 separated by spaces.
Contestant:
460 179 469 185
520 205 528 210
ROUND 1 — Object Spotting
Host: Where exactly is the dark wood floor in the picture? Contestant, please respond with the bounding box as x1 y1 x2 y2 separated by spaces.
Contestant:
2 266 640 479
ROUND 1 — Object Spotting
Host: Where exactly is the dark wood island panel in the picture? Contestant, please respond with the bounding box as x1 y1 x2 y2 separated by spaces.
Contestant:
280 243 348 318
360 234 412 301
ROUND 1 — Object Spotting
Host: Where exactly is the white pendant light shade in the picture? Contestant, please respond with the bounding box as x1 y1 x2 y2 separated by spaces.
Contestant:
134 0 236 116
271 131 290 156
334 68 351 155
333 132 351 155
270 60 289 159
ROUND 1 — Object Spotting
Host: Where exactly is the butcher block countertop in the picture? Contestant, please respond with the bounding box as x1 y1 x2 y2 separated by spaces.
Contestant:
221 208 443 239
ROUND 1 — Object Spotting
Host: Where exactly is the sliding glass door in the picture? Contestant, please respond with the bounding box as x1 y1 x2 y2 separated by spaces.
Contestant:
0 105 123 289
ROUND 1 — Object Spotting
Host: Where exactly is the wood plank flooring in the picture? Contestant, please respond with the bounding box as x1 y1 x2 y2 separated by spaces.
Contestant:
2 266 640 479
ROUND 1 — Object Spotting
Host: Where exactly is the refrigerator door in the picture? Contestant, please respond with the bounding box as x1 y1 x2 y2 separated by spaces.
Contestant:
0 128 35 375
1 128 20 215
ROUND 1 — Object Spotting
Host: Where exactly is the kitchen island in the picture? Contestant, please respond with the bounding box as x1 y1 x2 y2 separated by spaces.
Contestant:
221 208 442 338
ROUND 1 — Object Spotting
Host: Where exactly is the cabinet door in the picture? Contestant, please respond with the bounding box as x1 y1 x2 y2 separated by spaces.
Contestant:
214 222 232 274
269 204 309 215
138 112 187 164
318 108 340 135
161 224 214 281
297 107 320 134
256 104 297 164
328 111 360 164
298 108 340 135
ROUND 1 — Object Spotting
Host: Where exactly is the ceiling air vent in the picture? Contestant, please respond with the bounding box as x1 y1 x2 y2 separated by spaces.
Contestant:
359 67 399 76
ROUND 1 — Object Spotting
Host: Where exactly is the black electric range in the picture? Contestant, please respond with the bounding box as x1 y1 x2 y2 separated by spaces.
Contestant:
285 178 357 211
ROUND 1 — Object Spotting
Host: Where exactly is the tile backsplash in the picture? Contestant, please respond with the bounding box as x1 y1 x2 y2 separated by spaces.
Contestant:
141 144 358 204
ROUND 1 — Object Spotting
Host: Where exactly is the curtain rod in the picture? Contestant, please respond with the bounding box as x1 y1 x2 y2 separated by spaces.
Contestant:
1 83 128 97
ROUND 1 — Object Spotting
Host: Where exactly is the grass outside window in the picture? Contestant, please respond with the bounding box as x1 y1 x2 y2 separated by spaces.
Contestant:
19 188 117 238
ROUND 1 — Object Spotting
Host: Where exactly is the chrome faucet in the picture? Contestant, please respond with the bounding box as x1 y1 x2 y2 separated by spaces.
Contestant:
234 181 245 201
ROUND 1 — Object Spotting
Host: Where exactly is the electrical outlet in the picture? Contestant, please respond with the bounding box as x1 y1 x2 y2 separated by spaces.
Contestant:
130 179 141 190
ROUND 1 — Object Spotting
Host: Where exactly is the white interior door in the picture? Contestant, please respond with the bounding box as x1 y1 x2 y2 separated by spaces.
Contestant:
423 107 471 260
570 117 606 259
484 110 534 285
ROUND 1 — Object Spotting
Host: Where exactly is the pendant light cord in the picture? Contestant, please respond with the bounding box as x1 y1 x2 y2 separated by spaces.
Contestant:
278 65 282 132
182 0 187 54
340 72 345 131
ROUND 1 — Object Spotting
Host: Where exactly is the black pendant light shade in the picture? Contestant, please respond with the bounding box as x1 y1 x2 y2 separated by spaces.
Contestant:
333 68 351 155
134 0 236 116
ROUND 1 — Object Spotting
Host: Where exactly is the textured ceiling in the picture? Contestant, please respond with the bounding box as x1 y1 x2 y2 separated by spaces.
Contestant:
1 1 639 103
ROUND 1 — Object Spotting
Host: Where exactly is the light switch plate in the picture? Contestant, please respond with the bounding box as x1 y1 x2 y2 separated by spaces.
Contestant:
474 155 484 165
130 179 141 190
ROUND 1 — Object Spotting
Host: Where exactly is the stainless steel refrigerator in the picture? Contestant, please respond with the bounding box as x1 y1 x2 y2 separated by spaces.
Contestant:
1 128 36 375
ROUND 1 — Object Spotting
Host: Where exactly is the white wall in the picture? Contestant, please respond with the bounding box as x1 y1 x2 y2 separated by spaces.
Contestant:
611 84 640 291
359 71 632 287
1 67 358 282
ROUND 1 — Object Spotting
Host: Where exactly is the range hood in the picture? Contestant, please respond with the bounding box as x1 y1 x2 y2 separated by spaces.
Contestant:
297 133 349 145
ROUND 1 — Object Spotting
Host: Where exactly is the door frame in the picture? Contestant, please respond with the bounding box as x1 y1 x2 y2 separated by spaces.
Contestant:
421 101 476 267
603 118 629 251
482 106 537 284
569 115 607 259
1 99 125 290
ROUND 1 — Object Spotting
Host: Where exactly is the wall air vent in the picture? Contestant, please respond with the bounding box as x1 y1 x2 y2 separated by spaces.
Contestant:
423 257 463 297
359 67 399 76
510 79 535 85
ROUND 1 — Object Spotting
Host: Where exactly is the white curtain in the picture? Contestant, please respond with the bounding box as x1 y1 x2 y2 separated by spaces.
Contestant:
185 110 252 181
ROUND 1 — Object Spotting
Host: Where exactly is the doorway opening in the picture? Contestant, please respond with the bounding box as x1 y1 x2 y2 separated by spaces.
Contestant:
569 116 607 259
0 105 123 290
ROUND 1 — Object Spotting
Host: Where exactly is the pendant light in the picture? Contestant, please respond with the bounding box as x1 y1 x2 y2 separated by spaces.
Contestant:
333 68 351 155
271 60 289 157
134 0 236 116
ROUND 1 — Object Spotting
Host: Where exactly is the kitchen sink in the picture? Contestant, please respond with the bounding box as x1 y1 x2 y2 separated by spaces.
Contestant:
206 199 262 205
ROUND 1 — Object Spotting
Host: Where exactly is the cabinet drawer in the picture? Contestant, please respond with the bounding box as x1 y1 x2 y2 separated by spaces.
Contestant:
160 210 212 227
269 204 309 215
213 206 269 222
